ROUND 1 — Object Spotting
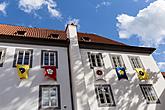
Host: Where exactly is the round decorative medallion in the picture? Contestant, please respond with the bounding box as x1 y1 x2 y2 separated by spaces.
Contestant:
47 69 53 75
96 70 103 75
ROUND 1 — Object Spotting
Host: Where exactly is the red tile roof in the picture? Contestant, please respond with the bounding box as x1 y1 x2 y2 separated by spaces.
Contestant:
0 24 67 40
0 24 126 46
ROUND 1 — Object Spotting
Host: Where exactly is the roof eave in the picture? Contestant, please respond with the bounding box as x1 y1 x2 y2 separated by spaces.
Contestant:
79 41 156 54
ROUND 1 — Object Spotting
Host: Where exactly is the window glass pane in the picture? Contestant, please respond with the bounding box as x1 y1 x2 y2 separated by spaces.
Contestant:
51 98 57 106
17 51 23 64
91 54 96 66
96 54 102 67
135 58 141 68
112 57 117 67
42 98 49 106
50 88 57 97
0 52 2 60
105 94 111 103
134 58 138 68
117 56 121 67
131 58 135 68
44 52 49 65
24 51 30 65
50 52 55 66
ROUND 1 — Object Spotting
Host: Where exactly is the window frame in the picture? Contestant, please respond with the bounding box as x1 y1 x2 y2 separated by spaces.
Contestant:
95 84 116 107
110 54 125 68
39 85 61 110
15 31 27 36
0 48 6 67
139 84 160 104
129 56 144 69
41 50 58 68
88 52 104 69
13 49 33 68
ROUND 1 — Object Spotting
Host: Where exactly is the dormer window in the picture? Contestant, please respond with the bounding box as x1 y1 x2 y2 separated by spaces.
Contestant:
80 37 91 42
48 34 59 39
15 31 26 36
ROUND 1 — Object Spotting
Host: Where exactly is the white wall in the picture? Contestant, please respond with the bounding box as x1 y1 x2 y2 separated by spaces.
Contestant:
80 49 165 110
0 42 72 110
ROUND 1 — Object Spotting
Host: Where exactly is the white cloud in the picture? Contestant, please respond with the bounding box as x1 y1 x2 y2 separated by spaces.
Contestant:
0 2 7 15
158 62 165 71
18 0 61 17
66 18 80 30
117 0 165 47
96 1 111 9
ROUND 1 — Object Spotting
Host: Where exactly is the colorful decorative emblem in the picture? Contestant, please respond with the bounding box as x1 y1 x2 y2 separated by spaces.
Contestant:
16 64 30 79
47 69 54 75
135 68 149 80
44 66 56 80
96 70 103 75
115 67 128 80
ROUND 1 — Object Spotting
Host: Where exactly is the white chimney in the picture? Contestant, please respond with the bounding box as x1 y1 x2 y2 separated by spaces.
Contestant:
65 24 89 110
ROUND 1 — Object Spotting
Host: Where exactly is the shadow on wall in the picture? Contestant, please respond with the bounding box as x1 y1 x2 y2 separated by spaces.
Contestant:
156 89 165 110
0 51 43 110
81 52 164 110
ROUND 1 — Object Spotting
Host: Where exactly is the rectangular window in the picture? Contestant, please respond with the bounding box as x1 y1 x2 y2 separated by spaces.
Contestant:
110 54 125 68
39 85 61 109
13 49 33 67
88 52 104 68
41 50 58 68
129 56 143 69
140 84 160 104
95 84 115 107
0 48 6 67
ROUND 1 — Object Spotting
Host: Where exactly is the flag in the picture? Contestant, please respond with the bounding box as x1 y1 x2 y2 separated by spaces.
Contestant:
115 67 128 80
135 68 149 80
44 66 56 80
16 64 29 79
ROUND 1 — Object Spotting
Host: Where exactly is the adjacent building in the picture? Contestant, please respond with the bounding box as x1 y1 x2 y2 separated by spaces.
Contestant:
0 24 164 110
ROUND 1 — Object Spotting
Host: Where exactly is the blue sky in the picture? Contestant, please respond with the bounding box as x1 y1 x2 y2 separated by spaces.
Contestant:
0 0 164 71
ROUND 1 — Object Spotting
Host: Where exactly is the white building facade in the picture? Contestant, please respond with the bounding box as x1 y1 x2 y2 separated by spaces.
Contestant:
0 24 164 110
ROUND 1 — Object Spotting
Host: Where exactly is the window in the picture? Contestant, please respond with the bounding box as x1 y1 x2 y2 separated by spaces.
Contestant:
39 85 61 109
41 50 58 68
0 48 6 67
15 31 26 36
80 37 91 41
48 34 59 39
129 56 143 69
140 84 160 104
13 49 33 67
95 84 115 107
88 52 104 68
110 54 125 68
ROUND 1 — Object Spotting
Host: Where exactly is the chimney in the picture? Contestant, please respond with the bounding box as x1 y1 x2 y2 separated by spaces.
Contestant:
65 24 89 110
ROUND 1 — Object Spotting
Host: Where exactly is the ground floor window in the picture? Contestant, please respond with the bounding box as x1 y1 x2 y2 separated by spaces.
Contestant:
39 85 61 109
140 84 160 104
95 84 115 107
